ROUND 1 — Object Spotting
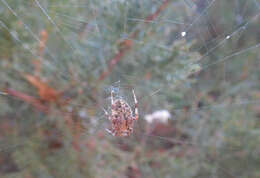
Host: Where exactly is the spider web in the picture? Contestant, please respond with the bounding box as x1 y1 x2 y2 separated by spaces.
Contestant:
0 0 259 177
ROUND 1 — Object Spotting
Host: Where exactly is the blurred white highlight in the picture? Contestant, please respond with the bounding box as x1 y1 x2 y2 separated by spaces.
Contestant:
145 110 171 124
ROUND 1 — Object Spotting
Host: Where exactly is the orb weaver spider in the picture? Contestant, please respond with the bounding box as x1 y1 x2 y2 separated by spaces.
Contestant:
103 90 138 137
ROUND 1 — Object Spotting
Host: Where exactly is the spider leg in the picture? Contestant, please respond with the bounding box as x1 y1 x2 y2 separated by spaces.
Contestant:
102 107 111 120
111 90 116 115
106 129 115 136
132 89 138 121
106 129 114 135
111 90 114 105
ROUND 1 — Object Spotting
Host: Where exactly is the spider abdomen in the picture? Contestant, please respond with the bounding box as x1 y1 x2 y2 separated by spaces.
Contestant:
106 90 138 137
113 99 132 119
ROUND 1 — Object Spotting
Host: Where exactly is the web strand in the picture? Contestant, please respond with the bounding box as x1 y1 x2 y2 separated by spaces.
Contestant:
0 0 259 177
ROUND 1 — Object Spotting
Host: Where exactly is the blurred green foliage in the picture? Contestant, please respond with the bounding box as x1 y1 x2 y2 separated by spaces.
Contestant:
0 0 259 178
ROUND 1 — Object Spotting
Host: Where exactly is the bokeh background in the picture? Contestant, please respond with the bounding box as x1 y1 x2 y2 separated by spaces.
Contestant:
0 0 259 177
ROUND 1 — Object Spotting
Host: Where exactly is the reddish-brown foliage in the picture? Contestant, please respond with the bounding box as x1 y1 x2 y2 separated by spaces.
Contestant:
24 74 61 103
4 88 48 112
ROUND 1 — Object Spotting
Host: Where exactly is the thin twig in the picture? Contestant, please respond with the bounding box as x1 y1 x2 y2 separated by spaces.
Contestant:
99 0 170 80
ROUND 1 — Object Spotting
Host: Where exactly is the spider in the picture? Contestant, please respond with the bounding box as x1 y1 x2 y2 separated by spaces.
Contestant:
103 90 138 137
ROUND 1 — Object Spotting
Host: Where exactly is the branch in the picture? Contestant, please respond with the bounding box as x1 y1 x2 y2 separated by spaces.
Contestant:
4 88 49 113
